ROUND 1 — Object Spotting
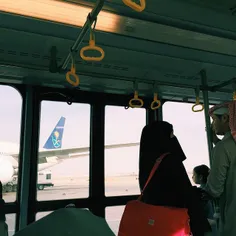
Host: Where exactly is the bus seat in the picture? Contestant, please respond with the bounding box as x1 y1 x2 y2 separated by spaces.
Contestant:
13 208 115 236
0 218 8 236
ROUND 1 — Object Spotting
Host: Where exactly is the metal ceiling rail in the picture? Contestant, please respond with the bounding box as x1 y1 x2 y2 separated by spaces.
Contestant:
0 62 234 95
209 77 236 92
60 0 105 71
75 70 234 94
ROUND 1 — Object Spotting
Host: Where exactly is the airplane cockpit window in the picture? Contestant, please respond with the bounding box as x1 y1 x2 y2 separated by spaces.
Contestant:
37 101 90 201
105 106 146 197
0 85 22 203
163 101 210 184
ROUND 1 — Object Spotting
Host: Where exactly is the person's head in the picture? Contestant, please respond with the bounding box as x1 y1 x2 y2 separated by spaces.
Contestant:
139 121 186 189
211 107 230 135
192 165 210 185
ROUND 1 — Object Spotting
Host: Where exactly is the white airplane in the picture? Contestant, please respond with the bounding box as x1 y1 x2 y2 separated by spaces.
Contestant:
0 117 139 185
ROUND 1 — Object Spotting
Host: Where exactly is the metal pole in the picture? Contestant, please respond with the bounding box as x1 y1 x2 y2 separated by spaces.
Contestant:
61 0 105 70
201 70 213 166
201 70 221 230
210 77 236 92
157 105 163 121
18 86 34 230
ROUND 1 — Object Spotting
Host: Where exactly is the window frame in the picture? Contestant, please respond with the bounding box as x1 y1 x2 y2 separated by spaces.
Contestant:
0 83 163 234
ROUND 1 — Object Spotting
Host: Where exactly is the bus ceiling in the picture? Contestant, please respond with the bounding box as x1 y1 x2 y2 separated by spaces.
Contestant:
0 0 236 103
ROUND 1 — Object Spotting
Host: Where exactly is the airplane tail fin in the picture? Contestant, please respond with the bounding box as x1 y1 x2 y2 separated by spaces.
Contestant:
43 117 66 150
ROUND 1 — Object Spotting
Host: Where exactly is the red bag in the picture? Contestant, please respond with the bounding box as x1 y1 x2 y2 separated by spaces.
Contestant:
118 153 191 236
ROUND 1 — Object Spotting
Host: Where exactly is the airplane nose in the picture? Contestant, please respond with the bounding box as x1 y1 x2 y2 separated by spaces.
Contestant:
0 158 14 184
0 181 2 199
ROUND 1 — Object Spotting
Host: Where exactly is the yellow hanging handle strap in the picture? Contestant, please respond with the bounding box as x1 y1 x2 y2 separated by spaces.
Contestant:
122 0 146 12
80 19 105 62
129 91 144 108
66 54 80 87
151 92 161 110
233 91 236 100
192 88 204 112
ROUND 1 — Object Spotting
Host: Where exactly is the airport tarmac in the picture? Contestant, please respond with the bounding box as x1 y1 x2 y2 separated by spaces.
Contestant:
4 176 139 236
3 174 195 235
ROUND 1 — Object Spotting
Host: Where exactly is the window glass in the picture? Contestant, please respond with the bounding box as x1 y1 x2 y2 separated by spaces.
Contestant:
106 206 125 235
36 208 89 221
105 106 146 196
6 214 16 236
36 211 53 221
0 86 22 202
37 101 90 200
163 102 210 184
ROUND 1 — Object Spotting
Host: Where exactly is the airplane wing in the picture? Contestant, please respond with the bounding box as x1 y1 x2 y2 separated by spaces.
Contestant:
38 142 139 159
8 117 140 167
11 142 139 160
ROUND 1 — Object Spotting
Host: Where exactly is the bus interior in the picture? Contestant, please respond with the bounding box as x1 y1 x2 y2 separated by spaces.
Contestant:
1 0 236 235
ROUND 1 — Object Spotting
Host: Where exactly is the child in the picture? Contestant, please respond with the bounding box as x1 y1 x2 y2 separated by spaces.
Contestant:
192 165 217 236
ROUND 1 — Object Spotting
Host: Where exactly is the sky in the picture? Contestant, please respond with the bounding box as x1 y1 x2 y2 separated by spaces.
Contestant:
0 84 211 178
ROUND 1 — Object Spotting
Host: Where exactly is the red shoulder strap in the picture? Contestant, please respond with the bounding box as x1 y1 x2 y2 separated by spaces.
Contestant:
138 152 170 201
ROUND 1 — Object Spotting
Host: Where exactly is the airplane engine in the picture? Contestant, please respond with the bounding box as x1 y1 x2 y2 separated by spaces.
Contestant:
0 157 14 185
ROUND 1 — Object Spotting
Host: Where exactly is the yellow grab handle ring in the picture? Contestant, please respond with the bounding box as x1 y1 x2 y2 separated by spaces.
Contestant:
122 0 146 12
192 104 204 112
192 97 204 112
66 64 80 87
129 91 144 108
80 39 105 62
151 93 161 110
233 91 236 101
66 71 80 87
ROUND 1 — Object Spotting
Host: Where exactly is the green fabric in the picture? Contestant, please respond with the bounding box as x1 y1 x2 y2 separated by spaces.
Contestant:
14 208 115 236
206 132 236 236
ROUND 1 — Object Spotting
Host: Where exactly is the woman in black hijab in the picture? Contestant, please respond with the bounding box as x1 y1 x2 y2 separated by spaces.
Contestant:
139 121 211 236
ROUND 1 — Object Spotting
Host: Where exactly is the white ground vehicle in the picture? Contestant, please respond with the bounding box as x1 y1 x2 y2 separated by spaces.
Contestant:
37 171 54 191
3 171 54 193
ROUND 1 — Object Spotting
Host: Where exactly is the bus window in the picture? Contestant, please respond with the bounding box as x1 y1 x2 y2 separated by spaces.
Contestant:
46 173 51 180
37 101 90 200
36 211 52 221
36 208 89 221
162 101 210 184
106 206 125 234
6 214 16 236
105 106 146 196
0 85 22 202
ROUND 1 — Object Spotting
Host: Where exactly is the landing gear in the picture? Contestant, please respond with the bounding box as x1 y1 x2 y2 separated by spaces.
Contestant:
2 185 13 193
12 185 17 192
6 185 13 192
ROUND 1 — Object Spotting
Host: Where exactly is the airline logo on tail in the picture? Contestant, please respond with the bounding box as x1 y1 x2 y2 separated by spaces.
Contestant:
43 117 66 150
52 131 61 148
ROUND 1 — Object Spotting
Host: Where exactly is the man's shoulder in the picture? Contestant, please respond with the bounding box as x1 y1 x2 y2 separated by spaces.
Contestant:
214 134 235 149
213 139 226 152
213 134 236 162
221 134 236 150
